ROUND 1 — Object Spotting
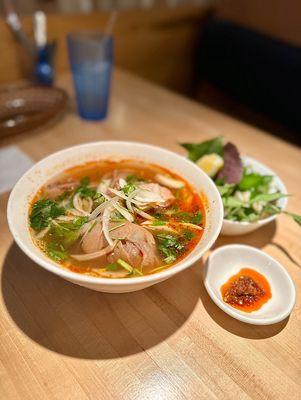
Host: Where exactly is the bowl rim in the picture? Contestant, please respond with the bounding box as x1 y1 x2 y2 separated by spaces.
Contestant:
222 156 288 227
204 244 296 325
7 140 224 286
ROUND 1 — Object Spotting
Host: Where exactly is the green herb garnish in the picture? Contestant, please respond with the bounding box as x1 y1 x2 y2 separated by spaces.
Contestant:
57 190 72 202
126 174 139 183
156 233 185 263
117 259 133 273
183 230 196 241
75 176 96 198
284 211 301 226
106 262 118 271
122 183 136 195
93 192 105 206
152 220 166 226
180 137 301 227
49 216 88 247
47 242 67 262
181 137 223 162
30 199 65 230
173 211 202 225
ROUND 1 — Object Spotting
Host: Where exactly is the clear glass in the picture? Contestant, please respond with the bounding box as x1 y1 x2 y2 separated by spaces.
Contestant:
67 31 113 120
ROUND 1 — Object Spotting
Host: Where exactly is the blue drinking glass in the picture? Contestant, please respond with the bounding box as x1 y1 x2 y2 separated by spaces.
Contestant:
67 32 113 120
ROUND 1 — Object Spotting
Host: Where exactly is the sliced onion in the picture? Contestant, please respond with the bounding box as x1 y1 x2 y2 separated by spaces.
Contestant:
118 178 127 188
111 202 134 222
109 188 144 207
134 203 151 211
133 207 154 220
89 195 120 221
126 189 139 213
108 188 156 210
71 241 116 261
102 206 114 245
89 201 107 221
155 174 184 189
109 188 127 200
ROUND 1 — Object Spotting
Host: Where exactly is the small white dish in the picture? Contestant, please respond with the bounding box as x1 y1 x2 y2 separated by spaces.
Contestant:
204 244 296 325
221 156 287 236
7 141 223 293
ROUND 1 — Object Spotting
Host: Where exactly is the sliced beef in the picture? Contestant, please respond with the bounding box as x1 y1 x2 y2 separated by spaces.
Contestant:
81 221 106 254
138 183 175 208
45 179 79 200
108 222 161 269
102 169 134 190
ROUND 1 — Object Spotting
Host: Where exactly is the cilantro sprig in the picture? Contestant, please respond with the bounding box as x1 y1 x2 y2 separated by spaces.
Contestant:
30 199 65 230
75 176 96 198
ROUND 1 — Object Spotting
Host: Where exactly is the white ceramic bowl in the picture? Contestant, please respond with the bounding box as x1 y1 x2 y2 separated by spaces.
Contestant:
204 244 296 325
221 156 287 236
7 141 223 293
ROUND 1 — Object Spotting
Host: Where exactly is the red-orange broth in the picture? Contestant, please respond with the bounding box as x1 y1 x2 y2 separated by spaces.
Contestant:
29 160 206 278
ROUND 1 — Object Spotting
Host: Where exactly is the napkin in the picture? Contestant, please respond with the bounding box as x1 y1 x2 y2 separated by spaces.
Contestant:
0 145 34 194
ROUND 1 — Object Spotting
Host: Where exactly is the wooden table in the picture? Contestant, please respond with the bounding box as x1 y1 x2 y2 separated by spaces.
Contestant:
0 70 300 400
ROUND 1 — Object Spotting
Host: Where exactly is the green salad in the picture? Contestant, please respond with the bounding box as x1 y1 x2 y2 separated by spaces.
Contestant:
181 137 301 226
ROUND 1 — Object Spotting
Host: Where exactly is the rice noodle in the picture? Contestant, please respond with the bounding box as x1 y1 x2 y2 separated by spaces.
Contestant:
71 241 117 261
100 270 129 278
72 193 91 216
133 207 154 220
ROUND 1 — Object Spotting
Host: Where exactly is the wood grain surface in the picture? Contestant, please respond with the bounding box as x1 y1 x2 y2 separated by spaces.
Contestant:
0 70 300 400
